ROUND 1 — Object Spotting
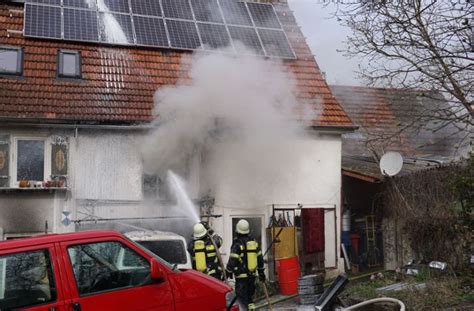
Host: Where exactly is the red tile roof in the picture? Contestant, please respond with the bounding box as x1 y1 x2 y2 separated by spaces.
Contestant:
331 85 469 159
0 2 353 127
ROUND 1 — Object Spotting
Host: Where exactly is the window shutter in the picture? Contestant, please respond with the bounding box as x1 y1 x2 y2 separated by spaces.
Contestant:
51 136 68 186
0 136 9 187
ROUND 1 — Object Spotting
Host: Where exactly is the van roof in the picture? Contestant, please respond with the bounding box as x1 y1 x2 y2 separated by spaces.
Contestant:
0 230 123 251
124 230 186 241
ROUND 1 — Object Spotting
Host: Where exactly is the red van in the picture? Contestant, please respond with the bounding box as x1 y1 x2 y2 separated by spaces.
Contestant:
0 230 238 311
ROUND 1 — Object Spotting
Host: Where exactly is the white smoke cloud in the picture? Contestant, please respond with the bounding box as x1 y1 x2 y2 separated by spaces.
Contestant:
142 46 320 199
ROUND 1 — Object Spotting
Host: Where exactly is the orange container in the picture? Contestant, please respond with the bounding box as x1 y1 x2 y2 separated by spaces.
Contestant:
276 256 300 295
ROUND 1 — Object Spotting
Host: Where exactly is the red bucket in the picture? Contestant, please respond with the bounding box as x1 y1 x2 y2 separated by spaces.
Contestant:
276 256 300 295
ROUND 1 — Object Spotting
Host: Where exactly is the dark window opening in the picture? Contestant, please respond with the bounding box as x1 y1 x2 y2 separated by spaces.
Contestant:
58 50 81 78
0 46 23 76
17 140 44 182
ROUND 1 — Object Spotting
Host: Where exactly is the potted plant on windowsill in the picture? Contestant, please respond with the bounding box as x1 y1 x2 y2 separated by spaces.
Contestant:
43 178 65 188
19 179 30 188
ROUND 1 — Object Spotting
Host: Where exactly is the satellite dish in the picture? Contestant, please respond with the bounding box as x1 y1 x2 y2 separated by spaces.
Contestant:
380 152 403 176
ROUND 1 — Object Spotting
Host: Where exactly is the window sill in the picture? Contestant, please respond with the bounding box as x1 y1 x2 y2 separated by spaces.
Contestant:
0 187 68 194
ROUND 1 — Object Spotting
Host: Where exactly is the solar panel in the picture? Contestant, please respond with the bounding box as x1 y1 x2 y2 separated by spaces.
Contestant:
63 0 96 9
131 0 162 17
99 12 134 44
219 0 253 26
134 16 169 47
161 0 194 20
228 26 263 55
167 19 201 49
22 0 295 59
257 28 294 58
98 0 130 14
24 4 62 39
25 0 61 5
247 3 281 29
197 23 230 49
191 0 224 23
64 8 99 42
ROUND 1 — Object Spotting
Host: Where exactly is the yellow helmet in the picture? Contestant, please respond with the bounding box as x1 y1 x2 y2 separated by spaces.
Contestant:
193 223 207 239
236 219 250 234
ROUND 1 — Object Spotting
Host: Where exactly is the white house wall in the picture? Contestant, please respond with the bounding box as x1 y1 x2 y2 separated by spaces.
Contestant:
203 132 344 273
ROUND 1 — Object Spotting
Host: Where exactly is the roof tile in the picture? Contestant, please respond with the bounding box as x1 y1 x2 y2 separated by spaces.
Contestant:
0 2 352 127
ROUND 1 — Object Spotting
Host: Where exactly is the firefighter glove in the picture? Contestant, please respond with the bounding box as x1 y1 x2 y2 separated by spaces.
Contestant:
258 271 266 282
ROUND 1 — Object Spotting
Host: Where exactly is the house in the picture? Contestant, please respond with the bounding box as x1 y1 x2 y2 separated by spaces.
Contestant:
0 0 355 275
330 85 470 270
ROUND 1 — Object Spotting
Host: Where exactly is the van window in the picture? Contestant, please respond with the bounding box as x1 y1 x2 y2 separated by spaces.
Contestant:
137 240 187 264
68 241 151 296
0 249 56 310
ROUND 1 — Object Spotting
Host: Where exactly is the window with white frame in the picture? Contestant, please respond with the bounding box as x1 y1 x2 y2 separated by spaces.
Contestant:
0 135 68 188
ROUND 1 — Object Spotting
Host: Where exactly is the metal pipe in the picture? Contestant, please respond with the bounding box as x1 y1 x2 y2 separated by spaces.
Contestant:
73 216 189 223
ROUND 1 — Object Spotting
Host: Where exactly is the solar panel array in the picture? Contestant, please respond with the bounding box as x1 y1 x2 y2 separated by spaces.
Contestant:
24 0 295 59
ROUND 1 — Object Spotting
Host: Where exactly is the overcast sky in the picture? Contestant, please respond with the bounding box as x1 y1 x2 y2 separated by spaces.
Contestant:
288 0 362 86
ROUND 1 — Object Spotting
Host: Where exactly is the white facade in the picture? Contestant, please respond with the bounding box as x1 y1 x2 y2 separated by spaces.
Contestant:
203 131 344 274
0 126 345 273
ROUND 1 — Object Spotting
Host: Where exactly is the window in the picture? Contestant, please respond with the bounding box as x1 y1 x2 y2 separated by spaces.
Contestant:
16 139 45 182
68 241 151 295
137 240 187 265
0 249 57 310
58 50 81 78
0 46 23 76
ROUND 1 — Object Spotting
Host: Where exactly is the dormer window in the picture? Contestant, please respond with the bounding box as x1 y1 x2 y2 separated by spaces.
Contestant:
0 46 23 76
58 50 81 78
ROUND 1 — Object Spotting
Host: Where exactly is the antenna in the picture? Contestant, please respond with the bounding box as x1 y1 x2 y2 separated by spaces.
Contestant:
379 152 403 176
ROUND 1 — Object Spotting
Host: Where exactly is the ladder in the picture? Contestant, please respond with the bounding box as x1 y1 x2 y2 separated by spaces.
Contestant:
365 215 377 267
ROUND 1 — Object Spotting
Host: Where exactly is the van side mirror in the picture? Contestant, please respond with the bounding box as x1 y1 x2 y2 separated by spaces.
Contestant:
150 258 164 280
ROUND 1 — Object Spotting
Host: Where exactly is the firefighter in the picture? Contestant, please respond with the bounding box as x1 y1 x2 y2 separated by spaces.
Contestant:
226 219 265 311
188 222 224 280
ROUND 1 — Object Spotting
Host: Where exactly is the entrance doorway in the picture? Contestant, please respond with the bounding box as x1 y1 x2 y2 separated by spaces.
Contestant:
231 217 263 247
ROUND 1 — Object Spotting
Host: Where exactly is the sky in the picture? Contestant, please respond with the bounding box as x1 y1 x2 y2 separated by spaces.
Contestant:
288 0 362 86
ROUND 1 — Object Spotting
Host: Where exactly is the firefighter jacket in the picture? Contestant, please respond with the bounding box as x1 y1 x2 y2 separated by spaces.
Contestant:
226 234 264 279
187 235 223 277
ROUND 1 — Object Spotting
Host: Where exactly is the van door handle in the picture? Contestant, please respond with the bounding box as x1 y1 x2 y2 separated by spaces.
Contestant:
72 303 82 311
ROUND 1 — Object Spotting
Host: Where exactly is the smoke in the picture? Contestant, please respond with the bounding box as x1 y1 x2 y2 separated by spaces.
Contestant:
142 45 319 202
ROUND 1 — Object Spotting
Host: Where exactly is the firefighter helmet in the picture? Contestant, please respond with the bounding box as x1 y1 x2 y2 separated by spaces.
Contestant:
193 223 207 239
236 219 250 234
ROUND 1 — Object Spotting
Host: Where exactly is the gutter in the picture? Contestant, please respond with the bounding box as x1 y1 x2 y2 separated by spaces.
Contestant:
0 119 153 131
312 125 359 134
342 169 381 183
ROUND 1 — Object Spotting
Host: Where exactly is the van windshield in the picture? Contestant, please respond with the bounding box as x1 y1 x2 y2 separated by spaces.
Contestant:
137 240 187 265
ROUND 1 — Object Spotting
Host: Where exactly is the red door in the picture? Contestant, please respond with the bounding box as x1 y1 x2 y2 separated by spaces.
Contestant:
58 237 174 311
0 243 67 311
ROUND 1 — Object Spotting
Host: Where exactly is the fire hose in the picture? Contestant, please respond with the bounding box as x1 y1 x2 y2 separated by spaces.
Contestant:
341 298 406 311
206 231 228 281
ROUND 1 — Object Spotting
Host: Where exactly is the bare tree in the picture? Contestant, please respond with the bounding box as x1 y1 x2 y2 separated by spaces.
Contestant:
333 0 473 122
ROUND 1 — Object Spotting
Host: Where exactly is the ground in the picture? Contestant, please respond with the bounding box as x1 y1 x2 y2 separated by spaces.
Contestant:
255 270 474 310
